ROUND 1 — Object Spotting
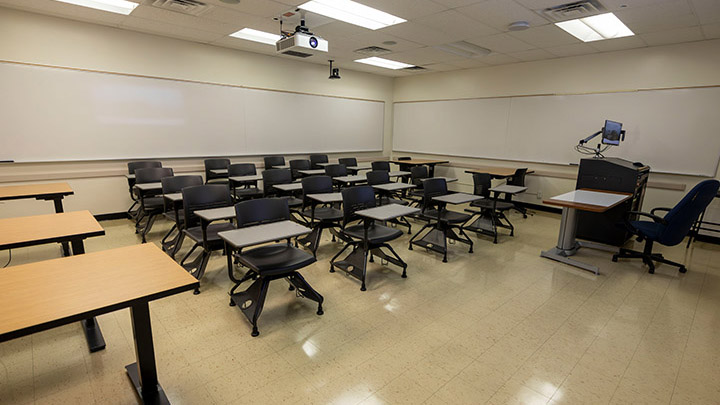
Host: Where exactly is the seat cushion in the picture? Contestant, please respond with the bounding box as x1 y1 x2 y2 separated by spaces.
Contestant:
343 223 403 244
184 222 235 243
141 197 164 210
163 210 183 223
379 197 408 206
239 244 316 276
421 209 471 224
630 221 664 240
301 207 343 221
233 187 263 199
280 196 303 207
470 199 513 211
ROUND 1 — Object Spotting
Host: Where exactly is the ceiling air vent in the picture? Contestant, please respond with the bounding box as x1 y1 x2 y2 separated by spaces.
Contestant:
403 66 427 71
150 0 211 16
354 46 392 57
539 0 605 22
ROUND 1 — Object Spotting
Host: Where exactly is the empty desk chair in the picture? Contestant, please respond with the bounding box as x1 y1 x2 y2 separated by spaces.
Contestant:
408 166 429 206
204 158 230 184
160 175 203 258
506 168 531 218
229 198 323 336
396 156 413 180
134 167 174 243
339 157 358 174
371 161 391 172
263 156 285 169
228 163 263 201
179 184 234 293
331 186 408 291
127 160 162 218
310 154 329 169
613 179 720 274
298 176 343 256
366 170 412 233
289 159 311 180
262 168 304 217
409 178 474 262
324 163 347 190
465 172 515 244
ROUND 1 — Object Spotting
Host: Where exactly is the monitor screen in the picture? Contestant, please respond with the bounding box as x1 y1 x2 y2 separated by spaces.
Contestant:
602 120 623 145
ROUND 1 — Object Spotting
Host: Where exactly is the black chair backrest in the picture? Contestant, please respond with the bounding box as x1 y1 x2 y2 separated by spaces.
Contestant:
264 156 285 169
325 164 347 178
182 184 232 229
310 154 329 169
397 157 412 161
371 161 391 172
472 173 492 198
235 198 290 228
204 158 230 182
659 179 720 246
366 170 390 186
262 168 292 197
161 175 203 194
411 166 429 188
508 168 528 187
228 163 257 177
128 160 162 174
422 178 448 211
135 167 174 184
341 186 377 226
338 157 357 167
302 176 333 208
289 159 311 179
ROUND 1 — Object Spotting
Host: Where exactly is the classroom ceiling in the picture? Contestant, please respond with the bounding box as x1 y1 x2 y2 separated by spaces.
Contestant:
1 0 719 77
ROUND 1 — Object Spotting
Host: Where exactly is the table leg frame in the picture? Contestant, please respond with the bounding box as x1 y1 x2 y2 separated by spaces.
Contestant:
126 301 169 405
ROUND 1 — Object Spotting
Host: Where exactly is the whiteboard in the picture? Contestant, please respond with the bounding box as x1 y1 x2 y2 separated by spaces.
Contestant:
0 62 384 162
393 87 720 176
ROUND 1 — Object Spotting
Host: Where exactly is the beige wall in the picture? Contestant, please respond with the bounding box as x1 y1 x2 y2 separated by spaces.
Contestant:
392 39 720 230
0 7 393 217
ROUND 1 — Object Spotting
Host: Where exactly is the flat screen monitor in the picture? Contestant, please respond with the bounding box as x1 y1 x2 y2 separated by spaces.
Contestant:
602 120 623 145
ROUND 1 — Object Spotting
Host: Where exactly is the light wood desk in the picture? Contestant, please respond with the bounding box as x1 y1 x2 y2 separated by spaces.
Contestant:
541 189 632 275
389 159 449 177
0 182 75 255
0 210 107 352
0 244 198 405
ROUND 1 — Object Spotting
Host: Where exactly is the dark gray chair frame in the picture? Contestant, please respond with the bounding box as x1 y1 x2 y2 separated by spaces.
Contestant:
297 176 343 256
127 160 162 218
204 158 230 184
228 163 263 202
160 175 203 258
464 173 515 244
134 167 174 243
310 154 329 169
365 170 412 234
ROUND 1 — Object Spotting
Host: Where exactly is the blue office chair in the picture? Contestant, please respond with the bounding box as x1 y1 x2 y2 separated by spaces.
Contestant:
612 179 719 274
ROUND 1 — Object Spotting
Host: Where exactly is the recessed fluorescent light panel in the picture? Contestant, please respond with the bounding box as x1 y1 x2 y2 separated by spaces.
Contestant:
556 12 634 42
229 28 282 45
54 0 139 15
354 57 414 70
298 0 406 30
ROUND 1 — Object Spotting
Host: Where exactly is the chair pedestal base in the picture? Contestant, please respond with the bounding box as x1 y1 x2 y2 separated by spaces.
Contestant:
409 223 473 263
330 243 407 291
540 245 599 275
613 243 687 274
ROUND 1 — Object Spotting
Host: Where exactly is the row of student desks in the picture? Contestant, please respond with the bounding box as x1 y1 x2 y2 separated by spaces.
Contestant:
0 182 199 404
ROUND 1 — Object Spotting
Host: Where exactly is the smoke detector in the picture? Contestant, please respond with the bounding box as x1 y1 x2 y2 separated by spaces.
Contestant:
508 21 530 31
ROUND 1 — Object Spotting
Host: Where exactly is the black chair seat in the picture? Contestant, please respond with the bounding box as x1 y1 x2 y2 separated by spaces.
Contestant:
281 196 303 207
343 223 403 244
163 210 184 223
233 187 263 198
629 221 663 240
184 222 235 243
421 209 471 224
142 197 164 210
302 207 343 221
379 197 408 206
239 244 316 276
470 199 514 211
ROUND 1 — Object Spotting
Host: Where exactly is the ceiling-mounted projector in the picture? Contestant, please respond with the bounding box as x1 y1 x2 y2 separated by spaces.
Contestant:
276 32 328 58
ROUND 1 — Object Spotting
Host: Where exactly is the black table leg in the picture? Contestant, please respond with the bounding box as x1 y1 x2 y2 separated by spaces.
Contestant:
71 239 106 353
53 197 72 257
126 301 170 405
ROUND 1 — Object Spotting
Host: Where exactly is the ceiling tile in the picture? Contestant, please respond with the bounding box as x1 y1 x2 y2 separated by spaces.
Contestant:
544 43 596 57
508 25 580 48
314 21 372 38
359 0 449 20
467 33 535 53
588 35 647 52
130 5 239 35
201 7 277 32
388 46 465 65
690 0 720 25
120 16 224 43
422 62 464 71
206 0 289 18
344 32 423 53
457 0 549 31
429 0 487 8
701 23 720 38
414 9 499 40
640 26 705 46
450 58 490 68
615 0 699 34
211 35 279 56
381 21 460 46
480 53 521 65
508 48 555 61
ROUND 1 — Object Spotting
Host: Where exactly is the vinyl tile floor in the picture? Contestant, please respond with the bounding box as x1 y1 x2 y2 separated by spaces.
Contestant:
1 210 719 404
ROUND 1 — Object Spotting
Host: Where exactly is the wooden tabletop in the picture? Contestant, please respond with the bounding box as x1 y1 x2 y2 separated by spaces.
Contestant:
465 167 535 178
389 159 449 165
0 210 105 249
0 182 74 200
544 189 632 213
0 244 198 342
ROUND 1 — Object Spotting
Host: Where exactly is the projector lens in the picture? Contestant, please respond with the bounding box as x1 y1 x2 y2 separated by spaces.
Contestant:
309 37 318 48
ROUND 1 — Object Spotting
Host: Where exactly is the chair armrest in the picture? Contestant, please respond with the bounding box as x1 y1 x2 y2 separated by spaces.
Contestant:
650 207 672 216
626 211 668 226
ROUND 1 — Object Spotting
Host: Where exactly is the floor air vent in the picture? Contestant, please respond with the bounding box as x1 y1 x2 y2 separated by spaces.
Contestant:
150 0 210 16
539 0 605 22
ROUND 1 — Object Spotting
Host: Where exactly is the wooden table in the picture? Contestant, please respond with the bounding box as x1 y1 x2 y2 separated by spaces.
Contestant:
465 167 535 179
0 244 198 405
0 182 75 255
0 210 107 352
541 189 632 275
389 159 449 177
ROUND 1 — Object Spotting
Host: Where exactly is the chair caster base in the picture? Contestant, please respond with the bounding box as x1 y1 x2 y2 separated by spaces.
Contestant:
329 267 335 273
679 266 687 273
360 285 366 291
251 328 259 337
648 268 655 274
193 288 200 295
612 255 618 262
229 300 236 306
289 285 295 291
317 306 324 316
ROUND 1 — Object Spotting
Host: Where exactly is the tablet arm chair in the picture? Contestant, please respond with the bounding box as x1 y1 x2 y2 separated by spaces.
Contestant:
613 179 720 274
134 167 174 243
506 168 531 218
366 170 412 234
371 161 391 172
324 164 347 190
204 158 230 184
262 168 304 222
330 186 408 291
464 172 515 244
263 156 285 170
228 163 263 201
298 175 343 256
127 160 162 218
289 159 311 180
339 157 358 175
160 175 203 258
310 154 329 169
179 184 234 293
227 198 323 337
